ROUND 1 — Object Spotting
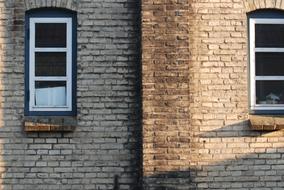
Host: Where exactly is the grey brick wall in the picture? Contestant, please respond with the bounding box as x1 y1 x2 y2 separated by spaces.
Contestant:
0 0 141 190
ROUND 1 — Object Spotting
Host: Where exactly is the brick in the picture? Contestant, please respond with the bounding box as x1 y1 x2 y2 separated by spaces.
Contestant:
1 0 284 189
0 0 141 189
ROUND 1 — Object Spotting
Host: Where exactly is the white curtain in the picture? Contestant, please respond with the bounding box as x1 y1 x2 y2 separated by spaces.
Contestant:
35 86 66 106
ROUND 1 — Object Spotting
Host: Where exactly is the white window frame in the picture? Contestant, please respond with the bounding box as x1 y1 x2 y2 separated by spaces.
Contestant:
29 17 72 112
250 18 284 110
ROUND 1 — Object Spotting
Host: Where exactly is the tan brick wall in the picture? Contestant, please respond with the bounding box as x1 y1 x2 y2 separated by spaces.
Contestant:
142 0 284 189
190 0 249 189
141 0 192 189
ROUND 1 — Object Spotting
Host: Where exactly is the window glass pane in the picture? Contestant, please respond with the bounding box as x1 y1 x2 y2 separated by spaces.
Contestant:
255 24 284 47
35 23 66 47
256 52 284 76
35 81 66 107
256 81 284 104
35 52 66 76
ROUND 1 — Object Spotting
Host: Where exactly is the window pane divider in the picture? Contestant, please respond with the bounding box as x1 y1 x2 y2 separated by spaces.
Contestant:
255 104 284 107
255 76 284 80
34 77 67 81
32 106 69 108
34 48 67 52
253 106 284 110
255 48 284 52
253 18 284 24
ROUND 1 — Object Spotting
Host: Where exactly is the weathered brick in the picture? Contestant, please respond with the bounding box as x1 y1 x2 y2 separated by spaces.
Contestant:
0 0 141 190
142 0 284 189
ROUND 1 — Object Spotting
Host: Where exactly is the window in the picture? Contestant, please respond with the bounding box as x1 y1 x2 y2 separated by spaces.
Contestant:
25 8 77 116
249 10 284 113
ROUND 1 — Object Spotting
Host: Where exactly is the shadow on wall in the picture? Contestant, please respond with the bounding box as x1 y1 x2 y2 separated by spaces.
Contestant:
143 170 194 190
199 120 271 138
143 121 284 190
195 121 284 189
144 150 284 190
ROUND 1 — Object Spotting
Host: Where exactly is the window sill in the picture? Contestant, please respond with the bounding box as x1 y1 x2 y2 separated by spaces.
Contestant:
24 116 76 132
249 114 284 131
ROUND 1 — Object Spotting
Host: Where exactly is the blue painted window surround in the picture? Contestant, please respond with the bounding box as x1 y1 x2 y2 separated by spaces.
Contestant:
25 8 77 116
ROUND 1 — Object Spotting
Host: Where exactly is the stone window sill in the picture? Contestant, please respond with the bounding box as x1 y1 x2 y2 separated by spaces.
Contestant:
24 116 76 132
249 115 284 131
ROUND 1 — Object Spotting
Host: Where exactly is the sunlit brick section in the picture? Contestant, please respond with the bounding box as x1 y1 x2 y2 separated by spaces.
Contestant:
141 0 192 189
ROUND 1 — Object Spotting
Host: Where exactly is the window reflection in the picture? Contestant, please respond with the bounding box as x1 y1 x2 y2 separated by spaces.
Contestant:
256 81 284 104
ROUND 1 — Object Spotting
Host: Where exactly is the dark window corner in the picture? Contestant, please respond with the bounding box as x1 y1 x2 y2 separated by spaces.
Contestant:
24 116 77 132
249 114 284 131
